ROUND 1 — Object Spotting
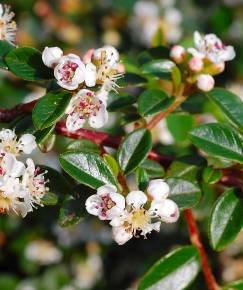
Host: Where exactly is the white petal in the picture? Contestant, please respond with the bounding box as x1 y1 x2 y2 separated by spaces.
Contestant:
112 226 133 245
3 154 25 177
194 31 203 49
85 63 97 87
88 104 108 129
147 179 170 201
126 191 147 209
66 112 85 132
0 129 16 141
187 48 205 58
42 47 63 68
18 134 37 154
85 194 102 216
110 192 125 210
158 199 180 223
95 89 109 105
97 184 117 196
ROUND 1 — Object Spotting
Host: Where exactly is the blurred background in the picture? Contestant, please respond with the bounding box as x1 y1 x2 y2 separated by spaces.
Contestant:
0 0 243 289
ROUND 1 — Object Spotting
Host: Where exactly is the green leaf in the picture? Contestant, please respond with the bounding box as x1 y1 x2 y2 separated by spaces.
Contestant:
5 47 53 81
35 125 54 145
107 94 137 112
207 88 243 131
119 73 147 87
138 89 174 117
138 246 200 290
166 160 199 182
202 167 222 184
33 91 71 130
66 139 100 153
209 188 243 251
41 192 58 206
189 123 243 164
118 128 152 175
0 40 14 69
59 151 118 189
140 159 165 178
166 178 201 209
137 46 170 65
142 59 176 80
224 280 243 290
167 113 194 143
136 167 149 191
103 154 119 177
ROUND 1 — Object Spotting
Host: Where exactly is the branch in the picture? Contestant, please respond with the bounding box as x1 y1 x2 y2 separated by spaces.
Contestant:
185 209 221 290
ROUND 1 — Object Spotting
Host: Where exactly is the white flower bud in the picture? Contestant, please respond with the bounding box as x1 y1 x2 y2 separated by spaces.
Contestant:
42 47 63 68
188 56 203 72
196 74 215 92
170 45 186 63
158 199 179 223
147 179 170 201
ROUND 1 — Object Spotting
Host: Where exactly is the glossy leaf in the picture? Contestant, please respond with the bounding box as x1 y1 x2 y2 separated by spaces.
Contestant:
119 73 147 87
118 128 152 175
138 89 174 117
207 88 243 131
136 167 149 191
138 246 200 290
107 93 137 112
5 47 52 81
140 159 165 178
66 139 100 153
166 161 199 182
0 40 14 69
166 178 201 209
33 91 71 130
189 123 243 164
59 151 118 189
142 59 176 79
209 188 243 251
202 167 222 184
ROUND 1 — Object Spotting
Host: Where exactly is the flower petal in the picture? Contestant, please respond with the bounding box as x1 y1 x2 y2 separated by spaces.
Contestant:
126 191 147 209
112 226 133 245
147 179 170 201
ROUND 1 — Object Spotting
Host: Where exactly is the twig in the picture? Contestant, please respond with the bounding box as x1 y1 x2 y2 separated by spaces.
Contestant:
185 209 221 290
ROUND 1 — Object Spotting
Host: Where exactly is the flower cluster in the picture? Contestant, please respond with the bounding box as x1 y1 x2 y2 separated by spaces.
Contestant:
42 45 123 131
0 4 17 46
0 129 49 217
85 179 179 245
170 31 236 92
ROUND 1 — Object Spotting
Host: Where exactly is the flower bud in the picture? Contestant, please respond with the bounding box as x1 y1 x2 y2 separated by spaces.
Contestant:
170 45 186 63
158 199 179 223
209 62 225 75
188 56 203 72
42 47 63 68
147 179 170 201
196 74 215 92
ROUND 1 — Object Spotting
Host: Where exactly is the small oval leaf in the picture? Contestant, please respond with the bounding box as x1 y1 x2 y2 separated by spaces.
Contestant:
138 246 200 290
59 151 118 189
209 188 243 251
118 128 152 175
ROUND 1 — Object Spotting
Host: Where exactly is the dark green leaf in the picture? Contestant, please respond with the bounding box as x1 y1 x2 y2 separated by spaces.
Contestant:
119 73 147 87
137 46 170 65
224 280 243 290
202 167 222 184
136 167 149 191
138 89 174 117
66 139 100 153
142 59 175 79
140 159 165 178
5 47 53 81
189 123 243 164
35 125 54 144
33 91 71 130
118 128 152 175
0 40 14 69
166 178 201 209
207 88 243 131
41 192 58 206
209 188 243 251
107 94 137 112
59 151 118 189
166 160 199 182
138 246 200 290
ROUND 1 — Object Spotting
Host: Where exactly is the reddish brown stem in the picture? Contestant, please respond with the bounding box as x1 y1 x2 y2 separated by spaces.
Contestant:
185 209 221 290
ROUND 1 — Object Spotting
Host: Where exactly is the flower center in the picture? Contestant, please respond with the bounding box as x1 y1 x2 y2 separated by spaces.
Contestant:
1 139 19 155
131 209 151 231
99 194 116 217
0 193 12 214
59 61 78 83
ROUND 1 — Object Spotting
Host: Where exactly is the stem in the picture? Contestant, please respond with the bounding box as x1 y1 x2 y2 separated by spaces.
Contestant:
146 86 186 130
185 209 221 290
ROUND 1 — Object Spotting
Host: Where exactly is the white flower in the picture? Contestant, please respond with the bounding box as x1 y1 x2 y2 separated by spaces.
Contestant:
1 153 25 178
151 199 179 223
197 74 215 92
92 45 119 68
0 4 17 46
22 158 48 206
170 45 186 63
85 184 125 220
42 46 63 68
0 129 36 156
188 31 236 64
147 179 170 202
25 240 62 265
65 89 108 131
54 54 90 90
